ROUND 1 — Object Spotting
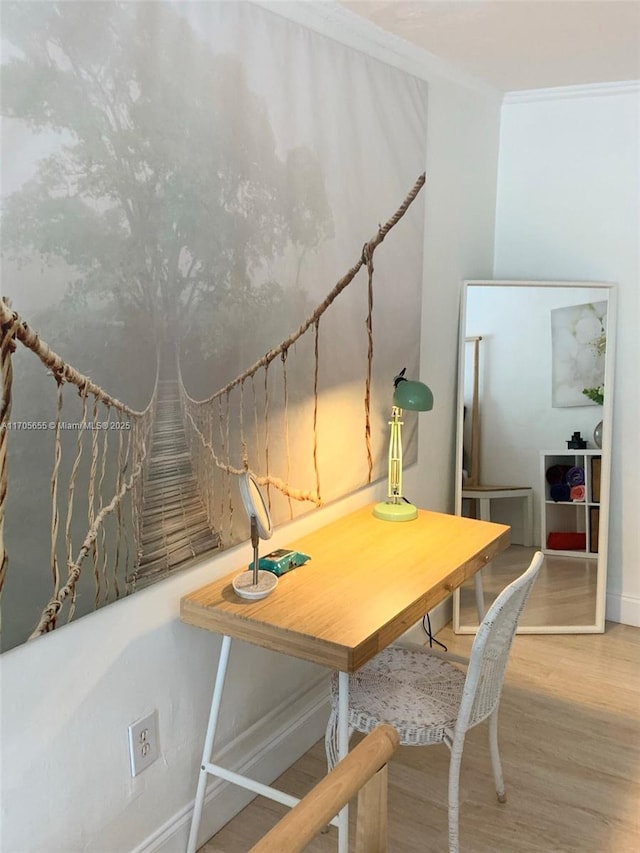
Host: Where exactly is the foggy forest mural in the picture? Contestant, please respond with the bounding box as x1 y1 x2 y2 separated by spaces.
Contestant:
1 1 428 651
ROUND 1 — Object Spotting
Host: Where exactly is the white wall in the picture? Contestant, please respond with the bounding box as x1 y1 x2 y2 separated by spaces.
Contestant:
493 82 640 625
405 76 501 514
0 5 502 853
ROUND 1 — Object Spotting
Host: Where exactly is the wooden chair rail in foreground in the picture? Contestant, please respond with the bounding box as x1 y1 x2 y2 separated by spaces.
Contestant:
248 724 400 853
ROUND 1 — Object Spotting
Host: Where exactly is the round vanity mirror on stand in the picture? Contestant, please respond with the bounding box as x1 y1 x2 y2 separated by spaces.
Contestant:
233 472 278 600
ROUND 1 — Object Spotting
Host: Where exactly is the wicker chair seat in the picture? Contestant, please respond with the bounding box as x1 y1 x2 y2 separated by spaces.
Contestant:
330 647 466 746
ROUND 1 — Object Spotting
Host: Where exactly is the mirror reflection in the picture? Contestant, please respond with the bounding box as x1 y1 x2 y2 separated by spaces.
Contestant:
454 281 615 633
239 472 273 540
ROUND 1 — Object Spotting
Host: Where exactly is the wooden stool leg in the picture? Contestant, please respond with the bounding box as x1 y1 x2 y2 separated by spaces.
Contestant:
471 499 491 621
478 497 491 522
474 571 486 622
523 492 534 547
355 764 389 853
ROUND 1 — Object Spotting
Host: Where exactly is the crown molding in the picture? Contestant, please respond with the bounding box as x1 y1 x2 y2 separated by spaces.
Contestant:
251 1 503 100
504 80 640 104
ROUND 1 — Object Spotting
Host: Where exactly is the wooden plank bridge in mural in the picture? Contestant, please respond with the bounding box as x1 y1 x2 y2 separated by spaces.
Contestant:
131 375 220 589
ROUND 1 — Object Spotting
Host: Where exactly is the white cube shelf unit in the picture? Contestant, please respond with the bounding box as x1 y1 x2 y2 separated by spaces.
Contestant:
540 450 602 558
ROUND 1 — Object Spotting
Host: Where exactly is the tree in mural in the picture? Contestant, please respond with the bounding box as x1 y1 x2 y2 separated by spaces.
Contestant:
1 1 336 649
2 0 333 388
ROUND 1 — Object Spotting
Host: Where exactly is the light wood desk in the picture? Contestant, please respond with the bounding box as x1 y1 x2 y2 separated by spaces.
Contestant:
181 504 510 853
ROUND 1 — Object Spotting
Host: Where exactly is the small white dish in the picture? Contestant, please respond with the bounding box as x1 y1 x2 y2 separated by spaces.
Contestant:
232 570 278 600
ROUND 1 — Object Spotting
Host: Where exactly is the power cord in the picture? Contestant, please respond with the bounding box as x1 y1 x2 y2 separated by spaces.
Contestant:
400 493 448 652
422 613 448 651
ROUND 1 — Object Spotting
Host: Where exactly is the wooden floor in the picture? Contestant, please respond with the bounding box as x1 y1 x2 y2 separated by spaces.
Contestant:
200 621 640 852
458 545 599 628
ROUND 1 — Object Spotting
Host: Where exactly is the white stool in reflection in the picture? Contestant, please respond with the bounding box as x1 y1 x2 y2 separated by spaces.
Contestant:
461 337 534 619
462 484 534 618
462 485 534 546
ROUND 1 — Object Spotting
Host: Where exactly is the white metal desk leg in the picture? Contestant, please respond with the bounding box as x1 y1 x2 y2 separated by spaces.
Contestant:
186 635 233 853
337 671 350 853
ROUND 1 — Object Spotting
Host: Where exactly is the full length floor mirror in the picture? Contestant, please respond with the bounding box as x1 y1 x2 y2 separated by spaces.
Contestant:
454 280 617 633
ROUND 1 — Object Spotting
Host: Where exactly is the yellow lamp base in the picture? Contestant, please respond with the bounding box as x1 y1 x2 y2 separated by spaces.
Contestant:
372 501 418 521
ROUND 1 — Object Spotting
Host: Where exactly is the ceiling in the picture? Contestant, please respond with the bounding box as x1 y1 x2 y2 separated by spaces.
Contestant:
340 1 640 91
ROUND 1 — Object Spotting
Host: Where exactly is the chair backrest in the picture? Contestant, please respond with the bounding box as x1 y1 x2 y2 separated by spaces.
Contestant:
456 551 544 735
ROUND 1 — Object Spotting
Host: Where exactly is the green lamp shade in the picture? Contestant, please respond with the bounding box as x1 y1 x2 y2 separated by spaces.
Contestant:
393 379 434 412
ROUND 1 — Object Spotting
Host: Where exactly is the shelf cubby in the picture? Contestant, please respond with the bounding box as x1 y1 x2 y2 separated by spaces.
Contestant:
540 450 602 557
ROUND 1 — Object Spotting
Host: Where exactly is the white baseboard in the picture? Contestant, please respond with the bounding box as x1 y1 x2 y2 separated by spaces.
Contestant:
606 592 640 627
132 675 331 853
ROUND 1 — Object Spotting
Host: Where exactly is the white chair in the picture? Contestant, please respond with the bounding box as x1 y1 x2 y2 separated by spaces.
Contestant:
325 551 544 853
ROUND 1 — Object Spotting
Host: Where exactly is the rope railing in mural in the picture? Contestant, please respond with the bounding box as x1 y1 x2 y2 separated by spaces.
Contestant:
0 299 157 636
0 171 426 635
179 172 426 544
0 304 17 597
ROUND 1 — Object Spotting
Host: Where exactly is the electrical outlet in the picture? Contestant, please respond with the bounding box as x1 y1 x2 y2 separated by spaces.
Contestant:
128 711 159 777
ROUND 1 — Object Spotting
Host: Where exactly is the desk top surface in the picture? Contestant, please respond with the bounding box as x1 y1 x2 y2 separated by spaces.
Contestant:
180 504 509 671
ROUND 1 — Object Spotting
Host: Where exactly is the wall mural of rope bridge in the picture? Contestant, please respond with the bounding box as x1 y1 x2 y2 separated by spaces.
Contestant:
0 173 425 643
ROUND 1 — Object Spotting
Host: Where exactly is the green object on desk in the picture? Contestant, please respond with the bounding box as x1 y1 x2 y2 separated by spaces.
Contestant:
248 548 311 576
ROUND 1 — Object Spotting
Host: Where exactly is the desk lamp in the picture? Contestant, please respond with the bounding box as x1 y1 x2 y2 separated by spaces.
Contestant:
233 472 278 599
373 368 434 522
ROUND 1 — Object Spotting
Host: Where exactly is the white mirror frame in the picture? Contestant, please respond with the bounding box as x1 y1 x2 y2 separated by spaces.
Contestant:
453 280 617 634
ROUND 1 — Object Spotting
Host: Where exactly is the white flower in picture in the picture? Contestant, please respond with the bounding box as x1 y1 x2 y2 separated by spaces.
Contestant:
551 301 607 407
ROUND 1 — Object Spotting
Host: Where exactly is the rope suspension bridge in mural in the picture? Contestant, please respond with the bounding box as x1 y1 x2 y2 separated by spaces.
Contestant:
0 173 425 639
